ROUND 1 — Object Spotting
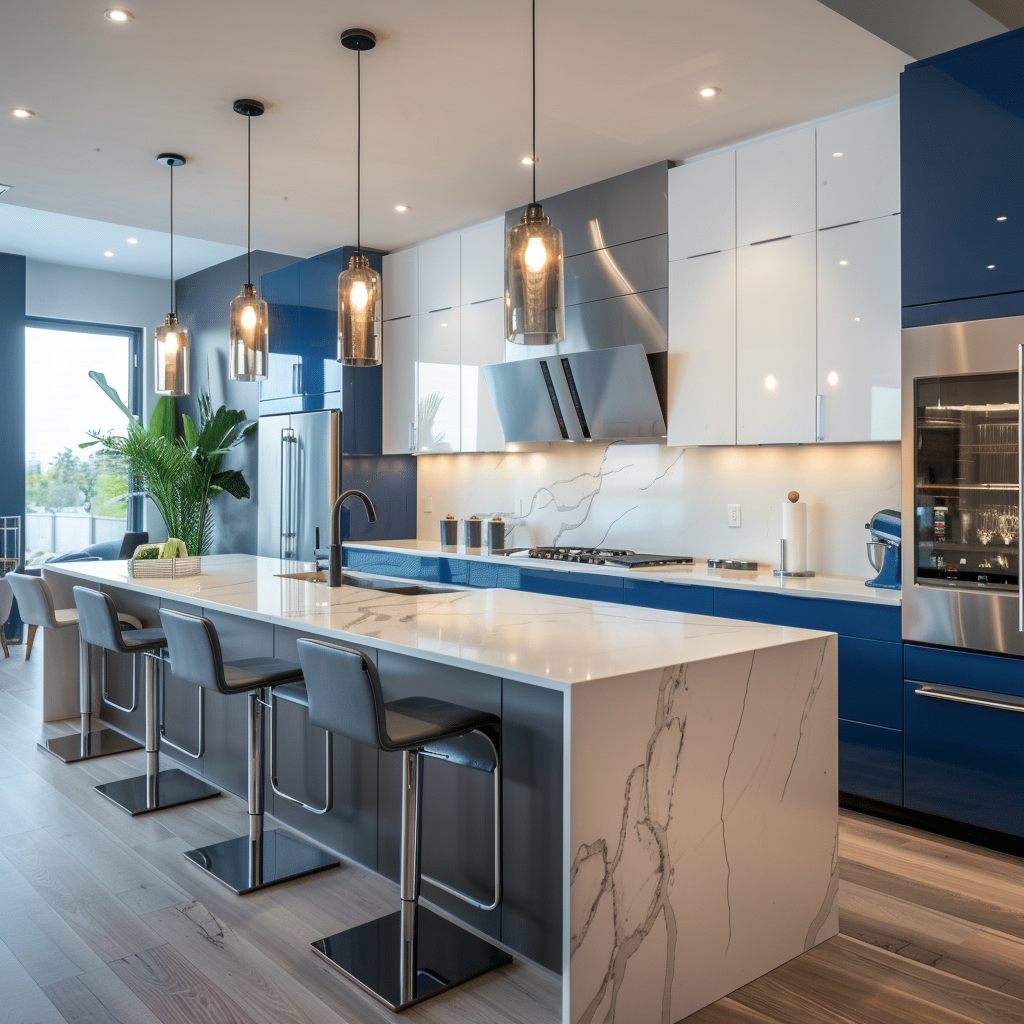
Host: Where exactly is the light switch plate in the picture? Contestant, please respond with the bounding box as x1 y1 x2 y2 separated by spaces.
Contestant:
727 504 742 528
423 496 433 514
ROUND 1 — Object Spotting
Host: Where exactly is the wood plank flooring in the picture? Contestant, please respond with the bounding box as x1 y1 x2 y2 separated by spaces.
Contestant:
2 643 1024 1023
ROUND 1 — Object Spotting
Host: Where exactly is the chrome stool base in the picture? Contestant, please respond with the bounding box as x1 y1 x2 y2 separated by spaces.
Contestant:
39 726 141 764
184 829 338 895
95 767 220 816
312 904 512 1012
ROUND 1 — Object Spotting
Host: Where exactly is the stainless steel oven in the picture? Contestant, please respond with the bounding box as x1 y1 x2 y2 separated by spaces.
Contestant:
902 316 1023 654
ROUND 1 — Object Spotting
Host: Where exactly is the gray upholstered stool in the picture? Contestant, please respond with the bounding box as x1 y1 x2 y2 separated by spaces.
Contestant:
74 587 220 813
7 573 143 763
159 608 339 894
296 637 510 1012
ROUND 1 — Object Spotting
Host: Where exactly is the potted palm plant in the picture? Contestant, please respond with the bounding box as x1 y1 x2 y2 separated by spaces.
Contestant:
82 371 257 557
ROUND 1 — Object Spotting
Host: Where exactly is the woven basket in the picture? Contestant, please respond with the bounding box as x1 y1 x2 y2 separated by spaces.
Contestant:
128 556 202 579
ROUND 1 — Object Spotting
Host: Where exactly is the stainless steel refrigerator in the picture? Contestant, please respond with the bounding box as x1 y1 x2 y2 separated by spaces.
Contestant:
257 410 340 561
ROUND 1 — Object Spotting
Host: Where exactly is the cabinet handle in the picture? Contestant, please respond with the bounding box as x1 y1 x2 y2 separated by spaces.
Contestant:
912 682 1024 713
815 394 826 442
749 234 792 246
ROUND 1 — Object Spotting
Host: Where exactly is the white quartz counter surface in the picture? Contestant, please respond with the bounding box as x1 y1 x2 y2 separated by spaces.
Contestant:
48 555 829 691
344 539 902 606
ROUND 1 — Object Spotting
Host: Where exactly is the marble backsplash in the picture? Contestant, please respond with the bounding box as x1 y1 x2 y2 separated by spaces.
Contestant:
415 441 901 578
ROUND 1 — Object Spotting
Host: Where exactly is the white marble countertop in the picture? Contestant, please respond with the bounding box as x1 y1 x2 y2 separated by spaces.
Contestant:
48 554 830 691
343 539 902 606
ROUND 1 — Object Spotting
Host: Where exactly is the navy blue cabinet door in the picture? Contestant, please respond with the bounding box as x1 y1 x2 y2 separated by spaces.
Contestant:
622 578 714 615
839 719 903 805
298 251 343 398
260 261 302 403
839 637 903 729
344 548 469 585
901 31 1024 313
904 679 1024 837
517 568 624 603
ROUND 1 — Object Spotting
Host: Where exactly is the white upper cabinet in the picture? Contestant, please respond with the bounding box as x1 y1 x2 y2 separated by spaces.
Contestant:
736 126 816 245
382 315 418 454
668 151 736 259
460 218 505 305
416 309 461 453
460 298 506 453
736 232 817 445
382 247 417 322
816 100 900 228
667 250 736 447
817 216 901 442
418 234 461 314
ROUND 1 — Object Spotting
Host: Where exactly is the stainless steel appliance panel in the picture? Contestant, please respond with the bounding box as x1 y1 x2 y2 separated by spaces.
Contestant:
481 358 586 443
902 316 1024 654
560 288 668 356
563 234 668 307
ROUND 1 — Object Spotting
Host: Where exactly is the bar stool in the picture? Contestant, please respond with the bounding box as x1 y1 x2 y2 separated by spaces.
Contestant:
296 637 511 1012
6 573 143 763
159 608 340 894
0 577 13 658
74 586 220 812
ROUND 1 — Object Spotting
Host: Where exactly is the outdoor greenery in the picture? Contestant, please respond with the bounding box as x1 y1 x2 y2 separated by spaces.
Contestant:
82 372 257 556
26 447 128 518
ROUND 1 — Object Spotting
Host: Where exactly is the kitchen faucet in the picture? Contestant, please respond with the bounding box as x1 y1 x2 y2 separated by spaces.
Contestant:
329 489 377 586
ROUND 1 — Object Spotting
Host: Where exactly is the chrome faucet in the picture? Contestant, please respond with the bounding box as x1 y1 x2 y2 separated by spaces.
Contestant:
329 489 377 586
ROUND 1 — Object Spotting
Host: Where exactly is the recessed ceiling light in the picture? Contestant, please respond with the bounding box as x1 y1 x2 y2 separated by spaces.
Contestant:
104 8 133 21
12 108 34 119
394 204 408 213
839 260 848 266
126 237 138 244
854 317 861 321
832 151 843 158
827 371 839 386
699 87 719 98
997 216 1007 221
103 251 114 257
764 374 777 390
521 156 535 165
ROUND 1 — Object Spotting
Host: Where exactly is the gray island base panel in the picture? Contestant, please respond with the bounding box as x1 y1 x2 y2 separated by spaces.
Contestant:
45 555 838 1024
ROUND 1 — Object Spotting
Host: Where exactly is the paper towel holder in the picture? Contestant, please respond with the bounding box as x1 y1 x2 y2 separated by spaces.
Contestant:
773 492 815 578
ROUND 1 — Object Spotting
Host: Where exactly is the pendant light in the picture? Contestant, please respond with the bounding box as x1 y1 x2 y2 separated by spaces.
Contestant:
228 98 270 381
506 0 564 346
154 153 190 396
337 28 382 367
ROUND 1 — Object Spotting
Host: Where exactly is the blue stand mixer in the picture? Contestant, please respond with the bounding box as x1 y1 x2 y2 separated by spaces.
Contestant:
865 509 901 589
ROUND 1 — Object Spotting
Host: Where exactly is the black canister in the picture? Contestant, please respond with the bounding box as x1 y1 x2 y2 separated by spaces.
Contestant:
440 516 458 550
487 518 505 553
464 517 483 551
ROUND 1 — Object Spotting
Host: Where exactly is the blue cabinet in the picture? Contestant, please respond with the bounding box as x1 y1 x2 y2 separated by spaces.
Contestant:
622 578 714 615
345 548 470 585
901 28 1024 324
839 720 903 806
469 562 624 602
839 637 903 729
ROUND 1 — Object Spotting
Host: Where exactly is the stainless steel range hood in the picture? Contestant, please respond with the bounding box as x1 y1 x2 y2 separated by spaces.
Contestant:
484 162 670 443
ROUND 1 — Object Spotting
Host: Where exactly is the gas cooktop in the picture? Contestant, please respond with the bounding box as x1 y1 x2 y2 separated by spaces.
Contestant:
524 547 695 568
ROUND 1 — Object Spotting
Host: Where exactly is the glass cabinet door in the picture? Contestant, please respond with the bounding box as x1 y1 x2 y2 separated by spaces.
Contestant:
915 372 1018 589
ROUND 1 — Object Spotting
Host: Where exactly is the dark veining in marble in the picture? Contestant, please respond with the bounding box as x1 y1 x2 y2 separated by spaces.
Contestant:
782 638 831 801
804 829 840 951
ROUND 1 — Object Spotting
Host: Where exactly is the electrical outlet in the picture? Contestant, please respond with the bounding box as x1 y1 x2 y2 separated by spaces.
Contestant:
423 496 433 514
727 504 742 528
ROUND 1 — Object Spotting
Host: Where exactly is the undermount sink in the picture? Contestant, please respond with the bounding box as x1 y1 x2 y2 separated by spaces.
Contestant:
274 570 459 596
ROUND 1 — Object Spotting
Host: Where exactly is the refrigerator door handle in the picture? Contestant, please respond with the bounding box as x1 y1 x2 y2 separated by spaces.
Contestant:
281 426 297 559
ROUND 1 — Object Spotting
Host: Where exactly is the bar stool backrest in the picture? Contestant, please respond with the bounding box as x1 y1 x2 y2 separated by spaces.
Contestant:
8 572 60 629
0 577 13 628
296 638 388 750
159 608 230 693
74 586 130 652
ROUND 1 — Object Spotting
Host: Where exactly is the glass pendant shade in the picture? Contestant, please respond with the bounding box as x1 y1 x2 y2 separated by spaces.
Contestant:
228 282 269 381
506 203 565 345
338 253 382 366
155 313 191 396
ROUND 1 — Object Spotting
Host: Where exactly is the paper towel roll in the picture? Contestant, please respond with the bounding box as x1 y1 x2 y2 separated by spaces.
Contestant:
782 501 808 573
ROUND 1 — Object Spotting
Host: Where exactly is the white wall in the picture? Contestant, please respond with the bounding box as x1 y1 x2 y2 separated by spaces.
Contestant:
415 441 901 578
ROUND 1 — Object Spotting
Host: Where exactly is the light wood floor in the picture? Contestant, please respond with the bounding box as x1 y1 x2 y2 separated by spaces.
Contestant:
2 646 1024 1024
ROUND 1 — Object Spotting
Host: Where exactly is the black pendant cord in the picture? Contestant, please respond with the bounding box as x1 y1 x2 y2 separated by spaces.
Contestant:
246 112 252 286
356 48 362 255
169 162 175 315
532 0 536 205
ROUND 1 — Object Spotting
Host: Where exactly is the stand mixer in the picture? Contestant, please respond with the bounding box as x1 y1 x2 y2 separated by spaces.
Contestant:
865 509 901 589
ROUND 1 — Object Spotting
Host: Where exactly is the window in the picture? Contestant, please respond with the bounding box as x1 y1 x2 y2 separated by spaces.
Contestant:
24 317 142 562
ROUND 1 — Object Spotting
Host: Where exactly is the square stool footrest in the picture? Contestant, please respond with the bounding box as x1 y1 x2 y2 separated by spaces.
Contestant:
184 829 339 894
312 905 512 1011
94 768 220 816
39 728 142 764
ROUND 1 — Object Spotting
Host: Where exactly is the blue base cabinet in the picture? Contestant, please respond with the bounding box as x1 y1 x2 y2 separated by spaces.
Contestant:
622 577 714 614
839 720 903 806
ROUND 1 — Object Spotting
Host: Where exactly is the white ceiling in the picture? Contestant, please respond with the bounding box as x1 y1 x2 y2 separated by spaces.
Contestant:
0 202 245 277
0 0 911 263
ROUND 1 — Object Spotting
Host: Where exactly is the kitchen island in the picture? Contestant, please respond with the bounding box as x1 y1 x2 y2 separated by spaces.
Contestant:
44 554 838 1024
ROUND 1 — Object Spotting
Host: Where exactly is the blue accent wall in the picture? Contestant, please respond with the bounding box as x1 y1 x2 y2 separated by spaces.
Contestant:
0 253 26 530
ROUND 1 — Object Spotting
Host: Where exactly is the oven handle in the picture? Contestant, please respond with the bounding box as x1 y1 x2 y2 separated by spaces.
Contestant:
912 682 1024 714
1019 343 1022 632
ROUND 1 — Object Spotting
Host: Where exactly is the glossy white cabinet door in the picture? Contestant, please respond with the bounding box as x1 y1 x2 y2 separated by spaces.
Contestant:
736 126 816 246
382 316 418 454
417 234 461 314
816 100 900 228
460 298 506 452
668 151 736 260
382 248 418 322
736 232 817 444
667 251 736 446
416 309 461 453
461 217 505 305
817 216 901 442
